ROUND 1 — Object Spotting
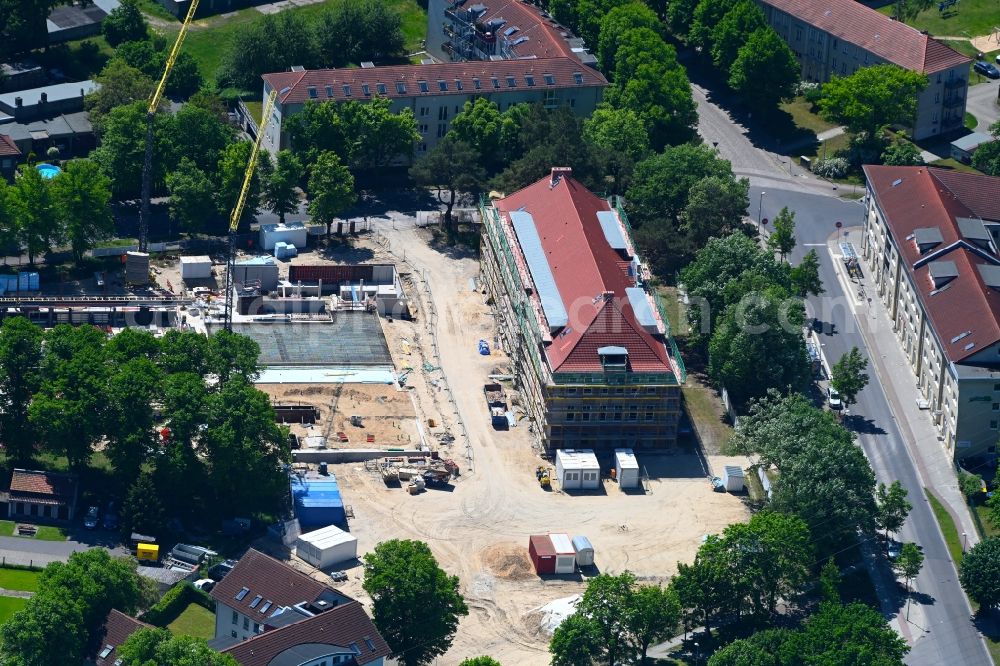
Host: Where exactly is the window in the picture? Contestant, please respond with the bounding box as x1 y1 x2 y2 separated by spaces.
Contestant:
342 84 352 97
361 83 370 96
992 420 999 430
232 610 238 624
992 403 999 411
260 601 272 614
455 78 463 90
376 82 387 95
365 638 377 652
395 82 406 94
235 587 250 601
993 383 1000 392
99 646 113 659
566 412 575 421
418 123 427 133
438 79 448 91
243 617 249 630
506 75 516 87
253 622 260 633
544 73 555 85
307 86 317 99
491 76 500 89
525 74 535 86
573 72 583 84
231 630 237 638
418 80 428 92
250 595 262 608
473 77 481 89
325 85 333 97
420 106 428 116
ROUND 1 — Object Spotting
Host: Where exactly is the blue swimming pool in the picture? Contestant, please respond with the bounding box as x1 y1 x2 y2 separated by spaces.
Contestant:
36 163 61 179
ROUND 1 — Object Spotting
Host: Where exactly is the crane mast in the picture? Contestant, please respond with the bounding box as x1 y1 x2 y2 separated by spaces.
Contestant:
223 89 278 331
138 0 200 252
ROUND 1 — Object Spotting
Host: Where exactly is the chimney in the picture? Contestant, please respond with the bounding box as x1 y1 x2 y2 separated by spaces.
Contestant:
549 166 571 188
39 92 47 104
14 97 22 107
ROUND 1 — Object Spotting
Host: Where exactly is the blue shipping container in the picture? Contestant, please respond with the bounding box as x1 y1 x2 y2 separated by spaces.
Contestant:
290 474 345 528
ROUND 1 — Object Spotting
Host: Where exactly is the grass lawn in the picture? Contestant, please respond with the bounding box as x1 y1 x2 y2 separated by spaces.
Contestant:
157 0 427 83
974 504 999 538
925 488 965 564
930 157 982 174
33 526 67 542
0 568 41 593
166 602 215 639
243 100 263 122
779 97 838 135
0 522 13 538
966 111 979 130
877 0 1000 37
0 597 27 625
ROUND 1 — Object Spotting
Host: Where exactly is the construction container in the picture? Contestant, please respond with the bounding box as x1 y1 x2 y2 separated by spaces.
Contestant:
232 256 279 291
614 449 640 489
125 252 150 285
290 474 345 528
529 534 557 575
549 533 577 573
179 256 212 280
571 536 595 567
136 543 159 562
295 524 358 569
260 222 307 250
722 465 745 492
555 449 601 490
0 272 40 294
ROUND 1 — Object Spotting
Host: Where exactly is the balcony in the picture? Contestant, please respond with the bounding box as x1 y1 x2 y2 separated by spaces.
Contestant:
944 77 966 89
943 94 965 109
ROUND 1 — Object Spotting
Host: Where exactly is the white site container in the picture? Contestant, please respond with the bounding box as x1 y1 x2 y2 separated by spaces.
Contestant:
614 448 640 489
179 256 212 280
571 535 595 567
722 465 745 492
549 533 577 574
555 449 600 490
260 222 308 251
295 524 358 569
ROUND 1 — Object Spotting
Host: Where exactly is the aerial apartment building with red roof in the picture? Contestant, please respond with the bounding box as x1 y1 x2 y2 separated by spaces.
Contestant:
862 165 1000 460
259 0 606 158
758 0 971 139
480 167 685 454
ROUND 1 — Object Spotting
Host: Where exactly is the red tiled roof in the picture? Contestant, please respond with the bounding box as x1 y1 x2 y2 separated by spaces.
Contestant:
761 0 970 73
455 0 576 60
222 601 390 666
94 610 151 666
494 171 675 374
263 56 606 105
9 469 77 500
0 134 19 157
210 549 346 616
930 168 1000 222
864 165 1000 363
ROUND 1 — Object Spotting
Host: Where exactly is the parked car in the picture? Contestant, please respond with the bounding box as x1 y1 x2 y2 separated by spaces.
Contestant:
83 506 100 529
329 570 348 582
827 386 843 410
103 502 119 530
193 578 216 592
974 61 1000 79
887 540 902 561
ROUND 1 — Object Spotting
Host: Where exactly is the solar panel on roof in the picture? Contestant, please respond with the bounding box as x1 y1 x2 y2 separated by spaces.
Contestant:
510 211 568 331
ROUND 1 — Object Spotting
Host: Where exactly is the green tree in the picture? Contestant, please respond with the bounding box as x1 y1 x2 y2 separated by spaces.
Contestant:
894 542 924 614
881 139 924 166
550 612 602 666
708 629 791 666
892 0 933 21
117 628 240 666
217 141 266 229
410 136 486 238
114 38 162 77
680 174 750 246
307 151 356 238
92 101 173 199
121 470 167 538
790 249 824 297
363 539 469 666
106 327 159 363
784 602 908 665
597 3 662 74
629 584 681 663
875 481 912 538
689 0 739 51
831 346 870 409
729 27 800 109
972 121 1000 176
818 64 928 137
217 11 320 90
459 658 502 666
9 164 56 264
960 537 1000 609
0 592 86 666
166 103 236 175
0 0 64 60
988 490 1000 531
0 318 42 462
960 470 986 503
583 105 651 192
50 158 113 262
262 149 304 224
766 206 796 261
820 557 841 603
710 0 766 71
627 144 735 225
674 536 739 631
208 328 261 383
167 158 217 234
449 98 512 173
666 0 699 37
105 358 162 482
577 572 636 666
165 51 203 98
158 328 211 375
86 59 155 133
102 0 147 46
313 0 405 67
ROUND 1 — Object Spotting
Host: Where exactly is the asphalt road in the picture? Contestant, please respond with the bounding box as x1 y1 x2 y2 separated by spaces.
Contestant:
967 79 999 133
754 186 992 666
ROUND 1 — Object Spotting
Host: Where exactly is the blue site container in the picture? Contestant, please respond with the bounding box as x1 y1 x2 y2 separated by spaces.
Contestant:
290 474 346 528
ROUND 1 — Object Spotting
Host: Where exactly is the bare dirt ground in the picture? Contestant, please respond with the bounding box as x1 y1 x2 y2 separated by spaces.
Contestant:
257 383 419 448
310 227 751 665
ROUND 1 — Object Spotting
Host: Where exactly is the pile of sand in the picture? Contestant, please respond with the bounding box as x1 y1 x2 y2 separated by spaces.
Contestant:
481 542 535 581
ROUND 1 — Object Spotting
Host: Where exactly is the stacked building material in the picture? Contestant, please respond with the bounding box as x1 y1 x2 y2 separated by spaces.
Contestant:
125 252 149 285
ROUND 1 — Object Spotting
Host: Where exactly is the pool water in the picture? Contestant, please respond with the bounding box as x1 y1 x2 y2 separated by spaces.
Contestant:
36 164 61 179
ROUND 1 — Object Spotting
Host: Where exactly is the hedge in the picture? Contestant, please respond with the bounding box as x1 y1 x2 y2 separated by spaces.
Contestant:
142 581 215 626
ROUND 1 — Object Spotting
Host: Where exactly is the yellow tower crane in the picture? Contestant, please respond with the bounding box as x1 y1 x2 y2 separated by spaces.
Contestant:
138 0 201 252
223 89 278 331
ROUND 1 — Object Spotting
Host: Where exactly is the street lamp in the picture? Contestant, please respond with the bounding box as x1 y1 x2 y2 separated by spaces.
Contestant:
694 641 701 665
962 532 968 553
757 191 766 230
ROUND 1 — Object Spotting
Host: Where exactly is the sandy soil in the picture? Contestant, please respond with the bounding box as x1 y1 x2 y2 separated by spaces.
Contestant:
306 227 752 665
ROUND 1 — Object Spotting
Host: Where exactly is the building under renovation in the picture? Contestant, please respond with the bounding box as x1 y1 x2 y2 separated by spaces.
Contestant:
480 168 685 455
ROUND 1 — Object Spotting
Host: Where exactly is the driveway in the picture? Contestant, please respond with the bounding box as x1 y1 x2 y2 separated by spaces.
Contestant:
967 78 999 132
0 529 128 568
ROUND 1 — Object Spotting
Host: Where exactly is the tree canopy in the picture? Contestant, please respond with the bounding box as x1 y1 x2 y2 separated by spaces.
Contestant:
818 65 928 137
117 628 240 666
960 538 1000 609
728 27 800 109
831 347 870 409
102 0 148 46
410 136 486 237
972 121 1000 176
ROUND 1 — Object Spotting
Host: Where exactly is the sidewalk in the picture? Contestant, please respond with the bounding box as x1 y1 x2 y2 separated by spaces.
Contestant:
828 228 981 549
